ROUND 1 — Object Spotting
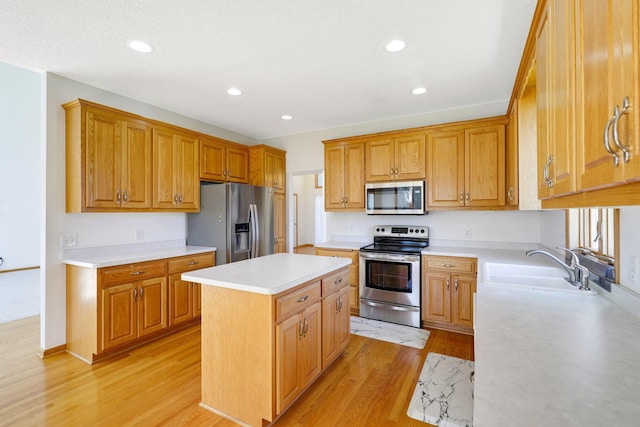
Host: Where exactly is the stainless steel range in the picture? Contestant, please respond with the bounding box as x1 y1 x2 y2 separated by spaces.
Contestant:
359 225 429 328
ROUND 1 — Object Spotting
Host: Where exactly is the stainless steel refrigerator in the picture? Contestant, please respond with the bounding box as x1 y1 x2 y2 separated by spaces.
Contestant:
187 183 275 266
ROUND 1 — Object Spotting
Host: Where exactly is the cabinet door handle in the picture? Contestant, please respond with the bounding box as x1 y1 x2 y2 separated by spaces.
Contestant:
297 295 309 303
459 192 464 204
446 279 450 290
612 97 631 163
139 286 143 298
507 186 514 201
443 264 455 268
303 319 309 336
173 194 179 205
390 168 394 177
299 320 304 340
116 189 122 206
455 279 459 291
130 271 146 276
466 192 470 202
179 194 183 204
334 278 343 285
188 261 199 266
603 113 620 166
122 190 128 205
133 287 137 302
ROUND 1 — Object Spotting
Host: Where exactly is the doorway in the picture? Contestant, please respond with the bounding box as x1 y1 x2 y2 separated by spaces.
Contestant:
291 171 326 254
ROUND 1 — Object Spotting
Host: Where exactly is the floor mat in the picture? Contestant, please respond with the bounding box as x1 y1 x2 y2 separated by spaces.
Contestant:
350 316 430 349
407 352 474 427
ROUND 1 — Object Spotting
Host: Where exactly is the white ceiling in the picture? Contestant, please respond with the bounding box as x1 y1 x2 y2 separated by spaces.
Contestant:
0 0 537 139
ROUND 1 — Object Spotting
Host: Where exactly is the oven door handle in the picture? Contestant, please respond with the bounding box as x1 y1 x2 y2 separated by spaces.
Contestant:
359 252 420 263
360 299 420 312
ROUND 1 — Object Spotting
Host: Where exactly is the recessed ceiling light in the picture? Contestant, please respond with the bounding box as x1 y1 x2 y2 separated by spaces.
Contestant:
412 87 428 95
128 40 154 53
227 87 242 96
281 115 293 120
385 39 406 53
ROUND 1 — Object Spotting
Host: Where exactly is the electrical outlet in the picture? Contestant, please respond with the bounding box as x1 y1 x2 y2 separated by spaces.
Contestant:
630 256 639 287
60 233 77 248
464 227 472 239
135 229 144 241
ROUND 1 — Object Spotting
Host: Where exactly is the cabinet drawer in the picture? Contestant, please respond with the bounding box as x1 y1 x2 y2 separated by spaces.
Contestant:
101 260 166 285
423 256 476 274
168 252 215 274
315 248 359 264
321 268 350 296
276 281 321 323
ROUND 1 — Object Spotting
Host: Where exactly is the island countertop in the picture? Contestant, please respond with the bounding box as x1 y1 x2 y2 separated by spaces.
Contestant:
182 252 351 295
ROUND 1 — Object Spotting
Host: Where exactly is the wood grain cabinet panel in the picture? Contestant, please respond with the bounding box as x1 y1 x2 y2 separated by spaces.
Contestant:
152 127 199 211
63 100 153 212
168 252 215 325
427 121 505 208
249 145 286 193
365 134 425 182
422 256 477 335
200 137 249 183
323 141 365 211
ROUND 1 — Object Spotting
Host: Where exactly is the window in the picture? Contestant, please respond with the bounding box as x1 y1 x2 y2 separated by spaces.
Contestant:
567 208 617 261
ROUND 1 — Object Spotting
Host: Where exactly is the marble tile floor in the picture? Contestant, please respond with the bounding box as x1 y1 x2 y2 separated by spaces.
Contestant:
350 315 430 349
407 352 475 427
0 268 40 324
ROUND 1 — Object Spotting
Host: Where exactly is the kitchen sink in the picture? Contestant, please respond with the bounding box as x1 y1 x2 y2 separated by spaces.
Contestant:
481 262 597 295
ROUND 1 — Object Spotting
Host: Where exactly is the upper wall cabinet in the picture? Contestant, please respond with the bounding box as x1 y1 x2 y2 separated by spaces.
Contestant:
536 0 576 200
575 0 640 192
506 101 519 207
249 145 286 193
365 134 425 182
152 126 200 211
427 119 506 209
323 141 365 211
64 99 153 212
200 137 249 184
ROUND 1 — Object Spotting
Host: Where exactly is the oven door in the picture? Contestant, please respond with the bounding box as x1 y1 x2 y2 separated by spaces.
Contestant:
359 252 421 308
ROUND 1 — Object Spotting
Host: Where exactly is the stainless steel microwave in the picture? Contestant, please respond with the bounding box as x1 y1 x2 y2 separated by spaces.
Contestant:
365 181 426 215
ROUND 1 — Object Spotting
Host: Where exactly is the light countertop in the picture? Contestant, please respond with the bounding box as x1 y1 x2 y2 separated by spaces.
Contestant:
474 284 640 426
182 253 351 295
62 240 216 268
315 240 371 251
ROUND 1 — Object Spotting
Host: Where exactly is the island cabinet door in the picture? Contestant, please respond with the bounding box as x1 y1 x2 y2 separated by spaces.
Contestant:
168 273 193 325
322 286 350 369
275 301 322 415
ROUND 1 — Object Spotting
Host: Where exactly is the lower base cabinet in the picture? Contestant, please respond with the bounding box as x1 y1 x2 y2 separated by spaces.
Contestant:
66 251 214 364
314 247 360 315
421 255 477 334
200 266 350 427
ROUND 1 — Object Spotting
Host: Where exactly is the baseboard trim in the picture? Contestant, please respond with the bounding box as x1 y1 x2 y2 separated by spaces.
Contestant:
0 266 39 274
38 344 67 359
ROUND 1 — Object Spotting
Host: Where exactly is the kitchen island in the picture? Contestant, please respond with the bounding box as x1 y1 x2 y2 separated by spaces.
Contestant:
182 253 351 427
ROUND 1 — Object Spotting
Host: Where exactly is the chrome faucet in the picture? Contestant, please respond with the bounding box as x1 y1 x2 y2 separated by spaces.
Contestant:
525 247 591 290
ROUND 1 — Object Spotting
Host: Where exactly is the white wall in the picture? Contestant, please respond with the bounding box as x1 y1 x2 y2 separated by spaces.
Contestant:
41 73 257 350
0 62 41 270
619 206 640 293
292 174 321 246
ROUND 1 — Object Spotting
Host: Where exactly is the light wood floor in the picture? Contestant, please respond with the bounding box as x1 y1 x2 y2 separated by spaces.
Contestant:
0 315 473 426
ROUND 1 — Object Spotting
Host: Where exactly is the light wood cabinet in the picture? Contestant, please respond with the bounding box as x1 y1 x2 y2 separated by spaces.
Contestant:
66 251 214 364
200 265 349 426
421 255 476 334
536 0 576 200
276 301 322 414
152 126 199 211
167 253 215 326
314 247 360 314
427 121 506 208
365 134 425 182
506 102 519 207
63 99 153 212
200 137 249 183
274 193 286 253
575 0 640 192
323 141 365 211
249 145 286 193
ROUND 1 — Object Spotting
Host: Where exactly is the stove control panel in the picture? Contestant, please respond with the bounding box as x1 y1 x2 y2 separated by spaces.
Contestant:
373 225 429 238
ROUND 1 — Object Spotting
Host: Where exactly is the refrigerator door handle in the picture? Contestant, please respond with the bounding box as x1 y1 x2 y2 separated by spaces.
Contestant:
251 203 260 258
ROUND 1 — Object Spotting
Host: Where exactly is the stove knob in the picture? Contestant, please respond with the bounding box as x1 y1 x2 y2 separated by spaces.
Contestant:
376 228 380 232
420 229 425 233
381 228 385 232
409 229 414 233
